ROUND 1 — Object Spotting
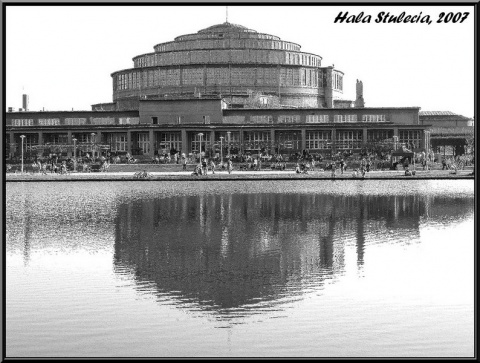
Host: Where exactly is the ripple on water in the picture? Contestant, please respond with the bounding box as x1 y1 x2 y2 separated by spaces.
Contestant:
5 179 474 357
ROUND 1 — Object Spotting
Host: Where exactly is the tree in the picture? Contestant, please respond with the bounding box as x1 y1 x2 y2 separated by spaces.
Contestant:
465 133 475 156
362 138 396 159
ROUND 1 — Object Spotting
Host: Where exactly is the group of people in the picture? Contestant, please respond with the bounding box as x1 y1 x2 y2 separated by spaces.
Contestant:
441 155 473 171
151 153 181 165
192 158 233 176
31 159 69 175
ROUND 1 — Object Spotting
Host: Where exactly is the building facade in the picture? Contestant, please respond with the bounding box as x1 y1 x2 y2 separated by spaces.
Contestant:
419 111 474 127
419 111 474 156
5 98 428 159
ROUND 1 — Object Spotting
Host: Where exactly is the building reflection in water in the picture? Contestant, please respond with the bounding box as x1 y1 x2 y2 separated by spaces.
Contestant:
112 192 473 313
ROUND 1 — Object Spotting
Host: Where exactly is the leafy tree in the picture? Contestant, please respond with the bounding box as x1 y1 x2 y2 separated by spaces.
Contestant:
362 138 396 159
465 133 475 156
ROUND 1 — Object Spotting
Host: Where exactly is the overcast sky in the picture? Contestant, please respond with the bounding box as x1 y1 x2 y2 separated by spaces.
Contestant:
6 4 475 117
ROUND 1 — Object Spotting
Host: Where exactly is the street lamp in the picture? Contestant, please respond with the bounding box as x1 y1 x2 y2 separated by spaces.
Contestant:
219 136 224 164
91 132 96 160
72 138 77 172
20 135 26 173
198 133 204 165
227 131 231 158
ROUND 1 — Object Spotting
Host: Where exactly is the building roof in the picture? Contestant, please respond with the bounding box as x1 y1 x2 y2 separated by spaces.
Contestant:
419 111 473 121
198 22 254 34
419 111 457 116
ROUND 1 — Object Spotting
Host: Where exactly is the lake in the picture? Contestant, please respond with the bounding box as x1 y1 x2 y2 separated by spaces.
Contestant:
5 180 474 358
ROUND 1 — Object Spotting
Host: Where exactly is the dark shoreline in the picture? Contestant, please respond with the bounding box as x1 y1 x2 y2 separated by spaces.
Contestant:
5 170 474 182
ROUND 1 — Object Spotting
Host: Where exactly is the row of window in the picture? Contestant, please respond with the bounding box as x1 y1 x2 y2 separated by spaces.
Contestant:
109 133 184 153
9 114 391 128
116 67 326 91
278 115 301 123
174 32 280 43
399 130 422 149
133 49 318 70
279 68 320 88
221 114 387 124
152 39 300 56
10 130 423 153
333 72 343 91
249 115 273 124
125 130 422 152
285 52 321 67
9 117 140 127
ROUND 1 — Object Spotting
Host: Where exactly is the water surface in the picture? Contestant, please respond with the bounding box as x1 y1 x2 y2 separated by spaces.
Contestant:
5 180 474 357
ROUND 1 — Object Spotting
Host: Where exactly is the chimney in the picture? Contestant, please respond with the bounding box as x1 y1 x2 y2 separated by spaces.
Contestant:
355 79 365 108
22 94 29 111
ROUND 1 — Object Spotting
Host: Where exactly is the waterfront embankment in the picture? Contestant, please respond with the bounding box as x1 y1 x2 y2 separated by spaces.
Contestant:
5 168 474 182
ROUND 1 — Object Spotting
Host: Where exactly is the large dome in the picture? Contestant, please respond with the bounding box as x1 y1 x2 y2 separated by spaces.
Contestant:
197 22 253 34
111 22 344 111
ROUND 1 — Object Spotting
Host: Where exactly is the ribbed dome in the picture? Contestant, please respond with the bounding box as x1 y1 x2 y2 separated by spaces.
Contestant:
114 20 327 111
198 22 256 34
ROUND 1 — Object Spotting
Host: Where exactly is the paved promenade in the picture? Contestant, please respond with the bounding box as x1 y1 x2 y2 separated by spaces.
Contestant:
5 168 474 181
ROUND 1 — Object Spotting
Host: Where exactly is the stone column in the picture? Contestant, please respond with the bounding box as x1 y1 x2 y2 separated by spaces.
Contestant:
149 129 154 157
239 129 245 155
127 130 132 154
393 127 399 150
363 128 368 147
181 129 188 154
67 131 73 157
94 131 101 157
331 128 336 154
270 129 275 154
423 130 430 151
10 132 15 158
324 67 334 108
210 130 215 156
301 129 307 151
37 131 43 158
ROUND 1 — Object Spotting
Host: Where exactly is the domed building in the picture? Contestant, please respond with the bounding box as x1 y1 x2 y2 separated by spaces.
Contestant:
6 21 430 163
104 21 345 111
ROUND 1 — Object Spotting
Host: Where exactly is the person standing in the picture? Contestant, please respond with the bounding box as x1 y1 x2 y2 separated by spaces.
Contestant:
295 163 301 174
360 157 366 172
361 165 366 178
331 161 336 178
182 156 187 171
442 158 447 170
210 159 216 174
339 158 345 174
227 159 233 174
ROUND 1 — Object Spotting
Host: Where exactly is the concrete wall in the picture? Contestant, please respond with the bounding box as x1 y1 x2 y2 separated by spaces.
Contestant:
419 117 473 127
139 99 223 125
91 102 117 111
389 109 419 124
